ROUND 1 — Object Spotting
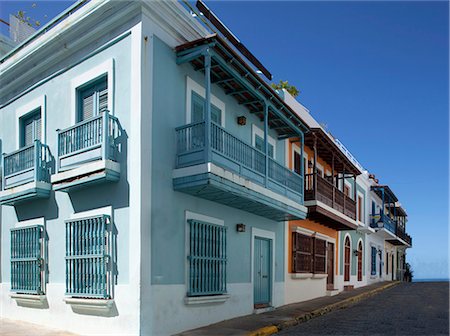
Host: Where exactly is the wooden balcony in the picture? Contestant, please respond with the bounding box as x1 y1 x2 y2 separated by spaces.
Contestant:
304 172 358 230
0 140 51 205
51 111 121 192
174 121 307 221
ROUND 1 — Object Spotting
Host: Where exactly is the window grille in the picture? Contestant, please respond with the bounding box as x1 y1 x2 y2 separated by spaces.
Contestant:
10 225 44 294
188 220 227 296
65 215 111 298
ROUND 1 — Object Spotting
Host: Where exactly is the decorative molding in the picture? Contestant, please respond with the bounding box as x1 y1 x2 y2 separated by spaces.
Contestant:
291 273 312 279
184 294 230 305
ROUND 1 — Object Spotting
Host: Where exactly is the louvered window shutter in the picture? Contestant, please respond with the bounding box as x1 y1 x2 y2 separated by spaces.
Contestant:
35 117 42 142
81 92 95 121
23 117 34 146
98 88 108 113
255 135 264 152
211 105 222 125
292 232 312 273
294 151 301 174
313 238 326 273
22 111 41 147
191 92 204 123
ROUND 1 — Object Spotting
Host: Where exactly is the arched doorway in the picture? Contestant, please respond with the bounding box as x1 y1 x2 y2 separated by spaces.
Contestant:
344 236 350 281
357 241 363 281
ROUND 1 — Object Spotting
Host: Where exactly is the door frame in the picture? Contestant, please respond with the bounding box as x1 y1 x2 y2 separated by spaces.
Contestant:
251 228 275 308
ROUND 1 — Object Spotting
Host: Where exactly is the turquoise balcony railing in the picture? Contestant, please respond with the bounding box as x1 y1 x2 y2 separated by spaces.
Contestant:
176 121 303 202
57 111 119 172
10 225 44 294
65 215 111 299
2 140 50 190
370 212 397 234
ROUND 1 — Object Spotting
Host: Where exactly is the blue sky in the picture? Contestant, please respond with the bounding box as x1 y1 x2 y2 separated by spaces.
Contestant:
0 1 448 279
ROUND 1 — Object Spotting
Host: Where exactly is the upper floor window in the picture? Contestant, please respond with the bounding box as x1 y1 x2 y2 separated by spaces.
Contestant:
20 109 41 147
191 91 222 126
78 76 108 122
255 134 274 158
293 150 301 175
357 195 363 222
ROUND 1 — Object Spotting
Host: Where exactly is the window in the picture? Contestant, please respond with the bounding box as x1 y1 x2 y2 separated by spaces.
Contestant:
20 109 41 147
78 77 108 122
371 247 377 275
65 215 111 298
344 236 350 281
357 195 363 222
188 220 227 296
386 252 389 274
292 233 326 274
191 91 222 125
293 150 301 175
255 134 274 158
11 225 44 294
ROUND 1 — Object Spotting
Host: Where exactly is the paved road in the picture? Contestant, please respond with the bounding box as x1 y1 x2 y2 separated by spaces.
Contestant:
278 282 449 336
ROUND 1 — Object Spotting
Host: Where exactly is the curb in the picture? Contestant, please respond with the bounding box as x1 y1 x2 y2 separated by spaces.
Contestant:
247 282 399 336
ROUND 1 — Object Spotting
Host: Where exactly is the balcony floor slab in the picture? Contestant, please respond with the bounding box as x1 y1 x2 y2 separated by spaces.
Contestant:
173 163 307 221
51 160 120 192
0 181 51 206
304 200 359 231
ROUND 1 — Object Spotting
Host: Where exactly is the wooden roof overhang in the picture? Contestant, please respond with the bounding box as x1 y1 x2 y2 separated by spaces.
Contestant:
175 34 309 138
394 205 407 217
371 185 398 204
301 128 361 176
307 206 358 231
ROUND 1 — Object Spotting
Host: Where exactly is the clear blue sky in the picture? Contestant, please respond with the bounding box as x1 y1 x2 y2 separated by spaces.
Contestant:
1 1 448 279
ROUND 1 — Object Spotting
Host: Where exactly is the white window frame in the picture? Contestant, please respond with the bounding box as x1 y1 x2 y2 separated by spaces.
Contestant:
252 124 276 158
185 76 225 126
291 143 301 173
70 59 115 125
15 95 47 148
357 190 365 224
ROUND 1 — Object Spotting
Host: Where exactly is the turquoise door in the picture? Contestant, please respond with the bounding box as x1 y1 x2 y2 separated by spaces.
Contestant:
254 237 271 307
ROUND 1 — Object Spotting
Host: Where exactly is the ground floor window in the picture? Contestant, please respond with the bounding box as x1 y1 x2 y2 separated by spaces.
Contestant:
357 241 363 281
11 225 44 294
65 215 111 298
371 247 377 275
292 232 326 273
188 220 227 296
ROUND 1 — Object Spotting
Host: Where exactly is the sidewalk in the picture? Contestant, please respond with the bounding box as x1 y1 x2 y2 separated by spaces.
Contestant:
0 319 78 336
178 281 399 336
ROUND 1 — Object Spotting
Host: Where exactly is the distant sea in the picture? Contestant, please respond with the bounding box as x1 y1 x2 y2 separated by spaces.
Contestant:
413 278 450 282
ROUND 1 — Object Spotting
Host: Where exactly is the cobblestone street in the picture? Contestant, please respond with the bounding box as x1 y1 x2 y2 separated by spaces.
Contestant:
278 282 449 336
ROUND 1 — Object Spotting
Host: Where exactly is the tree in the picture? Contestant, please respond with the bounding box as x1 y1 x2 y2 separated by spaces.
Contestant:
270 80 300 97
14 3 42 28
404 262 414 282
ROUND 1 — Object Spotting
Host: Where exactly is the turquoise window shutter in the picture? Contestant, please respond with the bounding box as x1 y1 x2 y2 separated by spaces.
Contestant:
10 225 44 294
65 215 111 299
188 220 227 297
78 77 108 122
191 91 222 125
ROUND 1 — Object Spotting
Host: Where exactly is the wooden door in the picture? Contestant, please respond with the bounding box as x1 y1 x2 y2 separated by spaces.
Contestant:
327 242 334 290
344 237 350 281
357 241 362 281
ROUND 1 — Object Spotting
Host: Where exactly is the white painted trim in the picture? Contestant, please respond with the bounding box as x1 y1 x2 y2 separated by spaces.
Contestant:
70 205 112 219
315 232 336 244
185 211 224 226
356 190 365 224
312 273 328 279
15 217 45 228
292 226 314 236
291 273 312 279
252 124 276 158
251 227 276 307
70 58 115 124
185 76 225 126
184 294 230 305
15 95 47 147
291 142 300 172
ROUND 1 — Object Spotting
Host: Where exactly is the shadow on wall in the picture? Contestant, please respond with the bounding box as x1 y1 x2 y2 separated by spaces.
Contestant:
14 192 59 222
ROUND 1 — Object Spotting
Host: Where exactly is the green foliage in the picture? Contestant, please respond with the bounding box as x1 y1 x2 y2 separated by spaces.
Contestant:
270 80 300 97
404 262 414 282
14 3 41 28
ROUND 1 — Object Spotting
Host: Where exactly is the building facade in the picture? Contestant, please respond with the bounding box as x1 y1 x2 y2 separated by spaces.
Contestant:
0 1 412 335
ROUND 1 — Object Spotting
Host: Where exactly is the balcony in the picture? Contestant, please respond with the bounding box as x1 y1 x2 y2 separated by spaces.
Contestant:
303 172 358 230
370 213 411 246
0 140 51 205
51 111 120 192
173 122 307 221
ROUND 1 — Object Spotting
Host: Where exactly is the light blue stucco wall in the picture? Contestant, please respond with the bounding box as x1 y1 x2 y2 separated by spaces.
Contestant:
150 36 286 286
0 31 134 286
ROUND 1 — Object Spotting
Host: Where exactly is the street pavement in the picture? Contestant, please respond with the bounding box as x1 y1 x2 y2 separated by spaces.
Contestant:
278 282 449 336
